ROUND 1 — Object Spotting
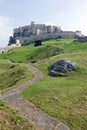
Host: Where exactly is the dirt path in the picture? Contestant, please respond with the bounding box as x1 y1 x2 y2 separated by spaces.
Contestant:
1 64 70 130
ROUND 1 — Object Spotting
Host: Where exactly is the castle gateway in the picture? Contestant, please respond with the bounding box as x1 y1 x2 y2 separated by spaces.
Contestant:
8 21 82 46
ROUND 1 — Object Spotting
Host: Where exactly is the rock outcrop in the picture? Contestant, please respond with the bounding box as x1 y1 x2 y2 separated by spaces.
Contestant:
48 60 77 77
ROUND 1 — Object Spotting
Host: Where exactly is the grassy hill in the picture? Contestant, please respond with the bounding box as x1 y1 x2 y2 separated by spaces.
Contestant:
0 38 87 130
22 50 87 130
0 60 33 94
0 38 87 63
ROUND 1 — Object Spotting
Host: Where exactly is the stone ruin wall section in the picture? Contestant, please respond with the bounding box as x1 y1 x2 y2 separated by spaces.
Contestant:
17 31 77 45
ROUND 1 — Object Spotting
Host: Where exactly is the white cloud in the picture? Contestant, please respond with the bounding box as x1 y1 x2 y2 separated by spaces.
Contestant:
0 16 13 46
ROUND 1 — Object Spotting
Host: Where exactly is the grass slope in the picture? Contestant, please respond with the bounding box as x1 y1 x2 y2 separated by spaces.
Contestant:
0 42 63 63
0 60 33 93
0 101 33 130
0 38 87 63
22 39 87 130
0 38 87 130
22 51 87 130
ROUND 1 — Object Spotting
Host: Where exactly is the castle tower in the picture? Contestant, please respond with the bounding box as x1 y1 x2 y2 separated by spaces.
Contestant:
31 21 35 26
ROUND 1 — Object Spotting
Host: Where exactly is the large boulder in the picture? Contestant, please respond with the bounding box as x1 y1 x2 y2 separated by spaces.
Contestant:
48 71 60 77
53 66 67 73
48 60 77 77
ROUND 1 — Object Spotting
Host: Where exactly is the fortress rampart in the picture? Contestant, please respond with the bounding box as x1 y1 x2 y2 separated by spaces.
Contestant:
17 31 78 45
8 21 82 46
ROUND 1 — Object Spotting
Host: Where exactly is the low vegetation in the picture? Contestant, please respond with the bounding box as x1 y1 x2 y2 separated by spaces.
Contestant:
0 60 33 93
0 38 87 63
0 38 87 130
22 38 87 130
22 51 87 130
0 101 33 130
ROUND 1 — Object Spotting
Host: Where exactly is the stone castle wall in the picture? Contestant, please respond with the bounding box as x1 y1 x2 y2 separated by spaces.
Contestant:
13 21 61 38
17 31 77 45
8 21 82 45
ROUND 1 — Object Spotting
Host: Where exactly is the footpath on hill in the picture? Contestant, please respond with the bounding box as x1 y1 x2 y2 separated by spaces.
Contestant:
0 64 70 130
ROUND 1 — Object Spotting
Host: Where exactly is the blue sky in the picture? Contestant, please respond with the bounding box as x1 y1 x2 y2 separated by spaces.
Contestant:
0 0 87 46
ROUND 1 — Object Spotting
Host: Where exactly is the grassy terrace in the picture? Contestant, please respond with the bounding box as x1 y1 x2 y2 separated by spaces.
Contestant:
0 38 87 130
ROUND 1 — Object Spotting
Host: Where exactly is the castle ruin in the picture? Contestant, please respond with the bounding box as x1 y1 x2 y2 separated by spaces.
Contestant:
8 21 82 46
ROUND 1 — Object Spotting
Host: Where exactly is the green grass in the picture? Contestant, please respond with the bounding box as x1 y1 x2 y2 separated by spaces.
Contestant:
22 50 87 130
0 60 34 93
0 38 87 129
0 101 33 130
0 38 87 63
0 44 63 63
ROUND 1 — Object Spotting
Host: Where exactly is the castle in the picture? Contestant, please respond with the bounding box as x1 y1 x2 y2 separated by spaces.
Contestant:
8 21 82 46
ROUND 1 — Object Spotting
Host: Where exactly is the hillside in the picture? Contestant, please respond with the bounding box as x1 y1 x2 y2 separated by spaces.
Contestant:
0 101 33 130
22 50 87 130
0 38 87 130
0 38 87 63
0 60 33 94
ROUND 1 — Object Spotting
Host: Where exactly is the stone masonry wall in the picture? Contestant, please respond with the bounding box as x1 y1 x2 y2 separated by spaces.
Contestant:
8 21 82 45
18 31 77 45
